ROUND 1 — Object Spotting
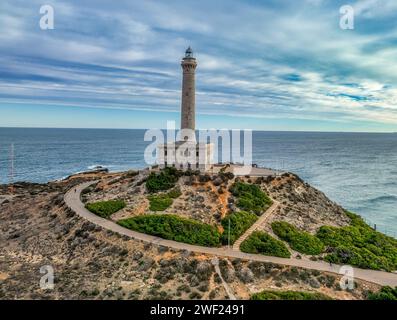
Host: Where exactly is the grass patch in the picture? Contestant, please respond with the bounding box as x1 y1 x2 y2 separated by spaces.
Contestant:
147 188 182 211
316 212 397 271
272 221 324 255
229 182 272 215
367 286 397 300
148 195 173 211
240 231 291 258
85 200 126 218
251 290 331 300
146 167 180 193
167 187 182 199
117 214 221 247
220 211 258 245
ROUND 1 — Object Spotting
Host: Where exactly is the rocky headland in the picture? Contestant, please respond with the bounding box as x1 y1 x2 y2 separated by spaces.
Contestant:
1 167 395 300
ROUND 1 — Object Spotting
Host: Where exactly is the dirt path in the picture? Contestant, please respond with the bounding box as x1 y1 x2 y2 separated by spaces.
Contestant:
232 200 279 251
64 181 397 287
211 257 236 300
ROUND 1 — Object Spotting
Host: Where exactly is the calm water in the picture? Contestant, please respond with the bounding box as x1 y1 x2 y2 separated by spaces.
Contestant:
1 128 396 236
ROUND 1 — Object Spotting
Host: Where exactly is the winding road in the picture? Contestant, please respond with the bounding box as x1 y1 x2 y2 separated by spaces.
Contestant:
64 181 397 287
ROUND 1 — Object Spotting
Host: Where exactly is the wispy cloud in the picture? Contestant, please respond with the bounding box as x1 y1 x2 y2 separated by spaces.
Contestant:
0 0 397 130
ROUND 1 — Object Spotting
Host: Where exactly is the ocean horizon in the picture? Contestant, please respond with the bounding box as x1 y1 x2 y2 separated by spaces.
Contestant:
1 127 396 237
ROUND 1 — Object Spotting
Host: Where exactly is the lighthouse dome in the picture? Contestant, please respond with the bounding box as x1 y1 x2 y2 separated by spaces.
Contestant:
185 46 194 58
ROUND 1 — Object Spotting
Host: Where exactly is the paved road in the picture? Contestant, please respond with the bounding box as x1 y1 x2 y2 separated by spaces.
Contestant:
64 181 397 287
232 200 279 250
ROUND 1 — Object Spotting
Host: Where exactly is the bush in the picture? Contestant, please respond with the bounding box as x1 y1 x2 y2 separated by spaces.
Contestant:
240 231 291 258
251 290 331 300
367 286 397 300
117 214 221 247
272 221 324 255
148 195 173 211
85 200 126 218
167 187 182 199
221 211 258 245
146 167 180 193
229 182 272 215
147 188 182 211
316 212 397 271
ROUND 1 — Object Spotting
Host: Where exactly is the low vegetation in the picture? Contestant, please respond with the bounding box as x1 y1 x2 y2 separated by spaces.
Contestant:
117 214 221 247
148 195 173 211
146 167 180 193
220 211 258 245
367 286 397 300
229 182 273 215
272 221 324 255
85 200 126 218
240 231 291 258
316 212 397 271
148 188 182 211
251 290 331 300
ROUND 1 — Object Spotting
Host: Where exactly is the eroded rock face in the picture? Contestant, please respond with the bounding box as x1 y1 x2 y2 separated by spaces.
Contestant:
260 173 350 233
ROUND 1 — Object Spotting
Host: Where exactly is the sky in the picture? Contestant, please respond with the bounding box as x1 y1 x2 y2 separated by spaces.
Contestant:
1 0 397 132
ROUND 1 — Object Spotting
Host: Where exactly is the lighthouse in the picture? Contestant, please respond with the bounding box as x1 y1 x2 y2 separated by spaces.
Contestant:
157 47 214 171
180 46 197 132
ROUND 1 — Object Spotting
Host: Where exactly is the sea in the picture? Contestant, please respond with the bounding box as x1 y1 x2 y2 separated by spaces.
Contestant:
1 127 396 237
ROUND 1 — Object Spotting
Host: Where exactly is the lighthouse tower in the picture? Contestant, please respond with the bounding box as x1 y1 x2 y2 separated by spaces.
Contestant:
157 47 214 171
180 46 197 133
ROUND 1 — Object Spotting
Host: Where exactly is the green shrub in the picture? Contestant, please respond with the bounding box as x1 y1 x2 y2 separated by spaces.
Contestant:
367 286 397 300
316 212 397 271
167 187 182 199
147 188 182 211
221 211 258 245
148 195 173 211
85 200 126 218
240 231 291 258
229 182 272 215
272 221 324 255
251 290 331 300
117 214 221 247
146 167 180 193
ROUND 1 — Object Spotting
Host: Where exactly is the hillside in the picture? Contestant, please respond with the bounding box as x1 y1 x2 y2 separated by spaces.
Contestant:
0 168 394 300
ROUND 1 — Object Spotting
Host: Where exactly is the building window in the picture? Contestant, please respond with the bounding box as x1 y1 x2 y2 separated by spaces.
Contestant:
164 150 167 156
180 164 183 169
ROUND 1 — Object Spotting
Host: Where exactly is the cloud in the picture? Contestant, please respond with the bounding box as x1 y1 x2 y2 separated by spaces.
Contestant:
0 0 397 130
353 0 397 18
